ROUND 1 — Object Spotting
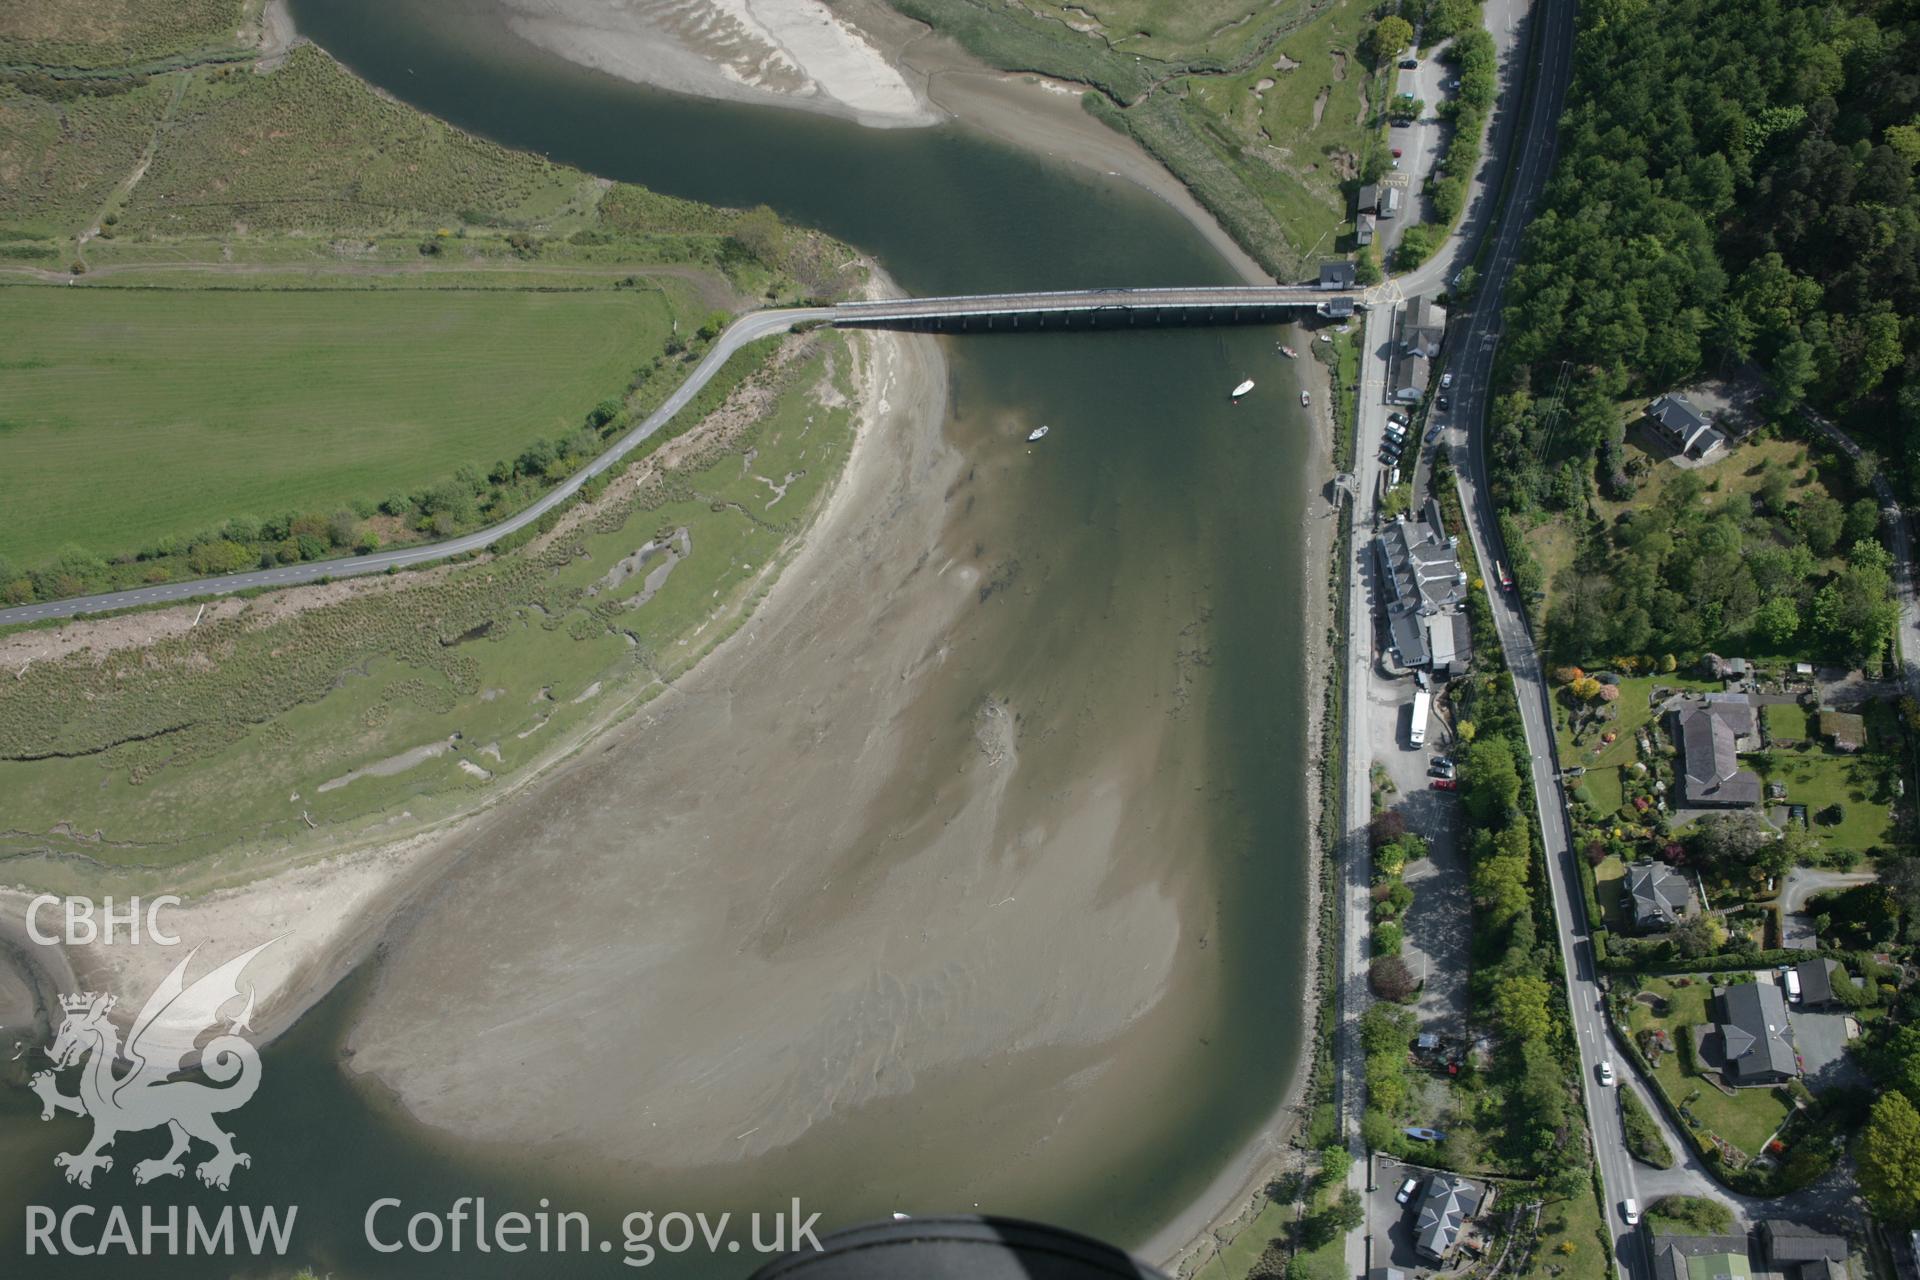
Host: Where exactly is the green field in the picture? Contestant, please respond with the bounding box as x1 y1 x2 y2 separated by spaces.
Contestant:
0 332 853 869
0 286 673 564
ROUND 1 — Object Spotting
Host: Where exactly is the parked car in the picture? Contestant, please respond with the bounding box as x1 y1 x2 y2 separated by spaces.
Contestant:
1440 372 1454 389
1399 58 1419 69
1388 411 1411 428
1425 423 1445 444
1597 1061 1616 1087
1430 778 1457 791
1396 1176 1422 1205
1404 1126 1447 1142
1429 757 1455 778
1436 393 1450 410
1391 147 1404 158
1384 423 1407 441
1621 1199 1641 1227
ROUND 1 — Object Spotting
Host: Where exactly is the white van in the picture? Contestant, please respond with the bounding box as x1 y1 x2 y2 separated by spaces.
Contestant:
1784 968 1802 1003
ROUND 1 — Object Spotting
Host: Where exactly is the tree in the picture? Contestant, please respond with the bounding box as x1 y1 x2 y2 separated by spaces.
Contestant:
1371 954 1418 1001
1753 596 1800 646
1492 973 1554 1043
730 205 785 266
1463 737 1522 825
1858 1092 1920 1226
1367 15 1414 62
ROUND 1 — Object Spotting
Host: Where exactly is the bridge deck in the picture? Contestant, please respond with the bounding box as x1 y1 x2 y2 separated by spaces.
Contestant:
833 286 1362 324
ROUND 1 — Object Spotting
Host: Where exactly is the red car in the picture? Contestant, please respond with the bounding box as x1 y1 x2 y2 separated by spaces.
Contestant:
1430 778 1458 791
1391 147 1404 158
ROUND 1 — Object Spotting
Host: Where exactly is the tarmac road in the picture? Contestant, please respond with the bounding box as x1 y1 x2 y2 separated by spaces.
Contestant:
0 305 829 629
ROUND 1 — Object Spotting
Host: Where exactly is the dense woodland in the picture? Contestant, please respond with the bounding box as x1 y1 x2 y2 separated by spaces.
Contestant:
1498 0 1920 465
1487 0 1918 665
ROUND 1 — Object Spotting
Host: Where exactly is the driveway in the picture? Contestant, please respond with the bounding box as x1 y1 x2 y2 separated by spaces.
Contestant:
1789 1005 1863 1092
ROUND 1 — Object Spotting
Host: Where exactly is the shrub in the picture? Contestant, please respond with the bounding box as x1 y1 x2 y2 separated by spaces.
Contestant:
1621 1088 1675 1169
1371 954 1418 1001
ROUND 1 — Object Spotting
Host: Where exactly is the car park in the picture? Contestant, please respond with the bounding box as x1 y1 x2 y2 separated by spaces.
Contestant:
1396 1176 1421 1205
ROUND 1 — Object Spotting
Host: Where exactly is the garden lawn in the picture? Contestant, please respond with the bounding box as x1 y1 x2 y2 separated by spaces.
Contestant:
1624 977 1793 1160
1558 675 1717 817
0 285 673 566
1516 1183 1609 1280
1767 702 1813 743
1761 751 1898 855
1594 854 1631 932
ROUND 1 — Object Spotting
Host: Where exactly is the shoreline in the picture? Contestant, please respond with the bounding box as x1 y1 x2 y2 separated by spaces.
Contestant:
0 307 931 1060
1147 341 1340 1274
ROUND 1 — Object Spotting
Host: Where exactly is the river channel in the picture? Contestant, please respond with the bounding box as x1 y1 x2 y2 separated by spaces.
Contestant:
0 4 1324 1273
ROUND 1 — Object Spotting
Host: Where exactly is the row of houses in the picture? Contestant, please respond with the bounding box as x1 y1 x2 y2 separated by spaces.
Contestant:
1352 183 1402 247
1374 498 1473 676
1651 1220 1852 1280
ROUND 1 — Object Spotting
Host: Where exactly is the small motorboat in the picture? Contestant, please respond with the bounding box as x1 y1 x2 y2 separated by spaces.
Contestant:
1300 390 1312 406
1027 424 1050 442
1231 379 1256 399
1279 345 1298 359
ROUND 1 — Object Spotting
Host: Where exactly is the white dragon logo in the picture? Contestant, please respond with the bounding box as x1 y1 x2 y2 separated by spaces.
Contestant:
28 940 274 1191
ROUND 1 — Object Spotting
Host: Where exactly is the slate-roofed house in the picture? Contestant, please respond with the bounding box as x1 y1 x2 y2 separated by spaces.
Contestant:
1356 212 1377 247
1671 695 1762 808
1374 499 1469 671
1399 296 1446 357
1700 981 1798 1085
1320 260 1358 290
1356 183 1381 215
1625 861 1694 930
1647 393 1725 460
1427 611 1474 679
1414 1174 1483 1262
1759 1222 1850 1280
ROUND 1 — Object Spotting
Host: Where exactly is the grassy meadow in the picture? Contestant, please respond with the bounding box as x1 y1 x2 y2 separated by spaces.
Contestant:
0 332 855 868
0 0 252 69
0 286 673 565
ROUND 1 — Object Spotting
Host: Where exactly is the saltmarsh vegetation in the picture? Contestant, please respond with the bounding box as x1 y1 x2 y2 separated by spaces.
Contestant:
0 332 858 865
893 0 1408 277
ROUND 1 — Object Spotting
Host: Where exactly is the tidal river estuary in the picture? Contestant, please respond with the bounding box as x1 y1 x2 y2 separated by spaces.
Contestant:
0 3 1323 1274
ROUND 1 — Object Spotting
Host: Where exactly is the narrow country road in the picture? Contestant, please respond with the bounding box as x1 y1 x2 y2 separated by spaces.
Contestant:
0 306 827 629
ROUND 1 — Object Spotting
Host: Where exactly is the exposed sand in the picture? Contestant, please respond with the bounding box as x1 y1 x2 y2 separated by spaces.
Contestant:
342 310 1199 1176
496 0 941 127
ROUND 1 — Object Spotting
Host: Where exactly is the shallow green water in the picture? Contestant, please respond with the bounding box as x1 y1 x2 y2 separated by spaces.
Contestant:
0 5 1321 1273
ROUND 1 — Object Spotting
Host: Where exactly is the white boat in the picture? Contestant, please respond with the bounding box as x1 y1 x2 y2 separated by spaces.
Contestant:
1027 424 1050 442
1232 379 1256 398
1280 346 1299 359
1300 390 1312 406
